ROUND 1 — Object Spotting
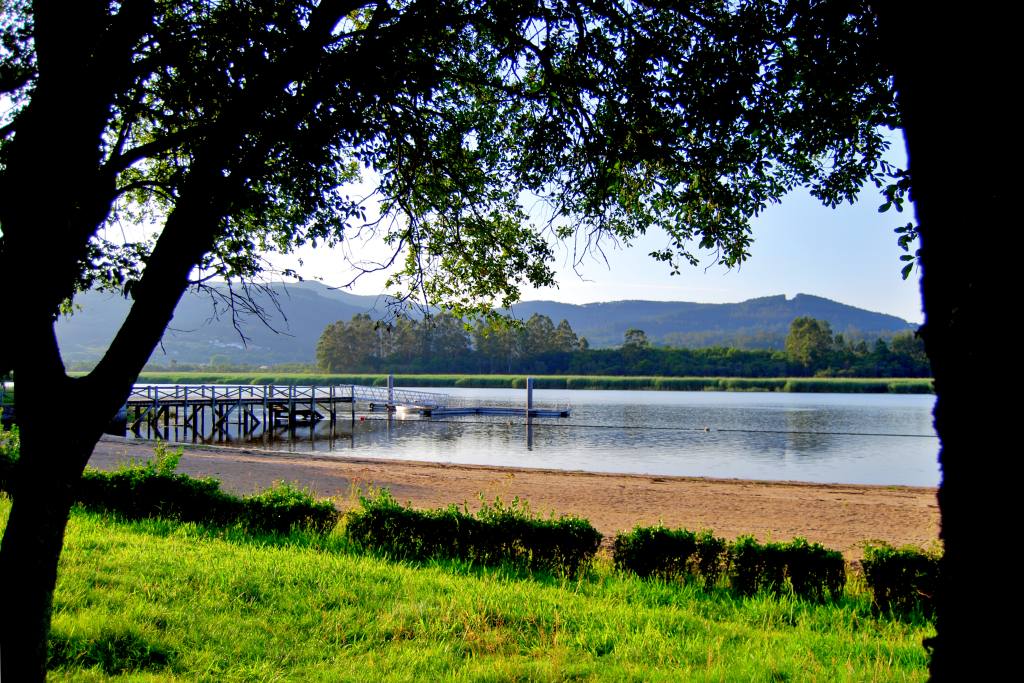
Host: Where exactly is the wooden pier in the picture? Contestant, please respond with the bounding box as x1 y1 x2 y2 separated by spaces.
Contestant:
124 383 451 440
123 380 570 442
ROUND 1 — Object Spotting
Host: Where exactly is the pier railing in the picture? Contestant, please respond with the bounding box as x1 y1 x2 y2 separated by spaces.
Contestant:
351 384 448 408
126 383 450 409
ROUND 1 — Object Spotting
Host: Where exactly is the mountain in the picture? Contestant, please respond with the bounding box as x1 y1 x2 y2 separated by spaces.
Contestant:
507 294 916 348
57 281 396 367
56 284 916 367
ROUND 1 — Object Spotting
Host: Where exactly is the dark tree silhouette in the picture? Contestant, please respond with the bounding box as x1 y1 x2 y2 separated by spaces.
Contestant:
0 1 1005 678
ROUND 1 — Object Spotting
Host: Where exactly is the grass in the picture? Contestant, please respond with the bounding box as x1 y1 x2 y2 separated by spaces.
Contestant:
0 496 934 681
118 372 935 394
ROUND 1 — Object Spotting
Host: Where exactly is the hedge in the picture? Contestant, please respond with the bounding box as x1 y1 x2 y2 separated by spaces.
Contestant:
728 535 846 601
3 431 941 608
613 526 846 601
861 542 940 616
611 525 725 589
1 442 339 535
343 489 602 577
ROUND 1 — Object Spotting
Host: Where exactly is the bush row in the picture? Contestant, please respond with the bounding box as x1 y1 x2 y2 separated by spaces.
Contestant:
728 535 845 600
3 433 940 613
1 443 338 535
77 446 339 534
614 525 941 615
343 489 602 577
613 526 845 601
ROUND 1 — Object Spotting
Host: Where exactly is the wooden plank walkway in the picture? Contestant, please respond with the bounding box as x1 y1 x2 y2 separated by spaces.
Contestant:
124 383 452 436
123 383 570 440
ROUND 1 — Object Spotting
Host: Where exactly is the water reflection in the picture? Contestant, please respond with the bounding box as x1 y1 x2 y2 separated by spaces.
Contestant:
125 387 939 486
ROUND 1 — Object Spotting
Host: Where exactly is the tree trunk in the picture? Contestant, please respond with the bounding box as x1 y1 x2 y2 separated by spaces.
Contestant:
0 409 102 681
0 204 207 676
876 4 1016 678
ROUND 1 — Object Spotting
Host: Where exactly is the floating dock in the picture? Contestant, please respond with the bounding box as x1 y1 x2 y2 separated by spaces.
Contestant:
418 406 570 418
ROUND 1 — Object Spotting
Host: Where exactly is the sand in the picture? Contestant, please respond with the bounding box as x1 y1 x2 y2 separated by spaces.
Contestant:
88 435 940 560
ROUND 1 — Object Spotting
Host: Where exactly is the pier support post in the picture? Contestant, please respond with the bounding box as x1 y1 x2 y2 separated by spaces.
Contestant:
388 373 395 409
288 385 296 435
312 384 318 428
263 385 269 444
329 385 336 426
526 377 534 417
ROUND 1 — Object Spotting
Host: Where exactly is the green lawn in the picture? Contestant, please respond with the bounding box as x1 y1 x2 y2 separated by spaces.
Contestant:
0 497 933 681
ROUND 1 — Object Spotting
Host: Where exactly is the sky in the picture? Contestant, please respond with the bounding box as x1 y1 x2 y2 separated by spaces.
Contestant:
270 131 923 325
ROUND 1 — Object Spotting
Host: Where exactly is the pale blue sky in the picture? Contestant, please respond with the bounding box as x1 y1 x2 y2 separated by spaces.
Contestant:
527 184 923 323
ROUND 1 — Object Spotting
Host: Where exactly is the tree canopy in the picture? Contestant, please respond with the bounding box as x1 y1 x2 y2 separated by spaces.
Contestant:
4 1 997 680
785 315 834 368
0 0 902 338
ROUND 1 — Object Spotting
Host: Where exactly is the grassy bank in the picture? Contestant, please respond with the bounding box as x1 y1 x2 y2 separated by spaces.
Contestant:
0 497 932 681
125 372 934 394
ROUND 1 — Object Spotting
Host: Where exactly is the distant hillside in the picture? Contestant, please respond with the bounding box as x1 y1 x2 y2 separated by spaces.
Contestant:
57 282 395 367
508 294 916 348
56 284 916 367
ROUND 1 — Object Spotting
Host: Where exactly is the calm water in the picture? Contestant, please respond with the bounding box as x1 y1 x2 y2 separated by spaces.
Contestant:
166 387 938 487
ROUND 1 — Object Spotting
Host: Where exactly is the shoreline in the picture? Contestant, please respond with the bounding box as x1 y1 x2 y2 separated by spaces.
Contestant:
121 372 935 394
89 435 940 560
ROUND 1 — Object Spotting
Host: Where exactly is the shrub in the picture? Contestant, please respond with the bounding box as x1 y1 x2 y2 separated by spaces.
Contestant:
343 489 602 577
861 543 940 617
75 444 339 535
728 535 787 596
727 536 846 600
784 537 846 601
612 525 726 589
242 482 339 535
693 529 728 588
77 445 227 523
613 526 697 580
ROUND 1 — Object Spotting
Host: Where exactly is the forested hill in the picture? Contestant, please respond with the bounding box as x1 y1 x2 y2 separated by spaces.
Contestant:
57 282 391 368
55 282 915 367
508 294 915 348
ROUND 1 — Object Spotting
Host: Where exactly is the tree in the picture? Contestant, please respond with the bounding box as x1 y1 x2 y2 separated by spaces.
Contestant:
421 313 470 368
552 319 580 353
0 1 1003 678
472 318 516 373
523 313 557 355
622 328 650 350
784 316 834 371
889 330 929 375
874 7 1014 676
382 316 420 366
315 313 380 372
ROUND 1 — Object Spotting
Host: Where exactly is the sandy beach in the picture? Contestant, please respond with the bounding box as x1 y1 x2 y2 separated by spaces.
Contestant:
88 435 940 560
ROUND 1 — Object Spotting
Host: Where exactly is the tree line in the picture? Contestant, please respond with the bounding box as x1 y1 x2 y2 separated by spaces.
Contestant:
315 314 931 378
